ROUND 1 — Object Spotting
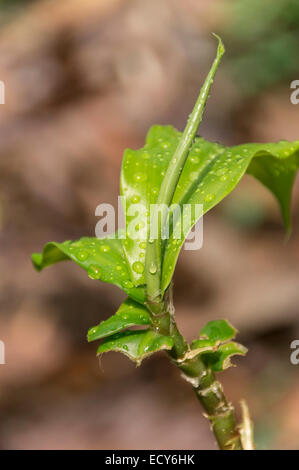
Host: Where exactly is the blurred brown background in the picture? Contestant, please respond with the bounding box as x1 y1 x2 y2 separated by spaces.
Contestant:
0 0 299 450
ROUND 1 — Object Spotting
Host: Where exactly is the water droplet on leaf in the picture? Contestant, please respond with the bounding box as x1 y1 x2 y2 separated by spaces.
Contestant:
132 261 144 274
134 173 147 183
76 249 89 261
100 245 110 253
131 195 140 203
204 194 215 203
123 280 134 289
88 265 101 280
149 263 157 274
190 155 199 164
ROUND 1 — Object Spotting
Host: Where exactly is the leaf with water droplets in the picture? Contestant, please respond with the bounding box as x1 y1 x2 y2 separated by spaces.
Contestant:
88 298 151 342
120 126 179 285
121 122 299 293
189 320 237 360
201 342 248 372
189 319 247 370
161 133 299 292
32 236 145 304
199 320 237 343
96 329 174 365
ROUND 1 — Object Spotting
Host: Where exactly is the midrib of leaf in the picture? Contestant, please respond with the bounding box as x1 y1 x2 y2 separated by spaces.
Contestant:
145 35 225 306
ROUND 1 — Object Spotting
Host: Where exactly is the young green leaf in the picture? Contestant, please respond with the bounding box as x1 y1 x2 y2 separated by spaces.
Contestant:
145 36 225 302
190 338 218 351
199 319 237 343
246 145 299 231
88 298 151 342
120 125 179 285
161 134 299 292
120 121 299 294
32 237 146 304
201 342 248 372
179 338 218 362
96 329 174 365
188 320 246 369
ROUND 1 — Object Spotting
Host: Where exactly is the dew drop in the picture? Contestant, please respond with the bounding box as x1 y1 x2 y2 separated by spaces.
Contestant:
132 261 144 274
76 249 89 261
162 142 170 149
149 263 157 274
190 155 199 164
123 280 134 289
88 265 101 280
134 172 147 183
204 194 215 203
100 245 110 253
131 195 140 203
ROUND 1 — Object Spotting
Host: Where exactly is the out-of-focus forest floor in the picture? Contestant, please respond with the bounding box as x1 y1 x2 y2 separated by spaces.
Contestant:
0 0 299 449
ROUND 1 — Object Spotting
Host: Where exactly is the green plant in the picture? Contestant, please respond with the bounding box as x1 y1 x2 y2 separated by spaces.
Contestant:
32 36 299 450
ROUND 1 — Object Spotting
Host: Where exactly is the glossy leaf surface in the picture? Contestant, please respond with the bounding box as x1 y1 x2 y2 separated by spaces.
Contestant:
190 320 247 372
201 342 248 372
246 147 299 230
97 329 174 365
32 237 146 303
120 124 299 293
120 125 179 285
88 298 151 342
161 130 299 291
199 319 237 343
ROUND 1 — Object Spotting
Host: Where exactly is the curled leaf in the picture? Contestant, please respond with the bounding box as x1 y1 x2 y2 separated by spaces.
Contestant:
199 320 237 343
97 329 174 365
32 237 146 304
88 298 151 342
178 339 218 362
161 134 299 292
188 320 247 371
121 123 299 294
202 342 248 372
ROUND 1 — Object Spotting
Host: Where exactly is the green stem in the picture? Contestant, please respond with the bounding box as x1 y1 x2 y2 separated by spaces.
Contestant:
157 286 243 450
145 36 243 449
145 35 225 305
178 357 242 450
